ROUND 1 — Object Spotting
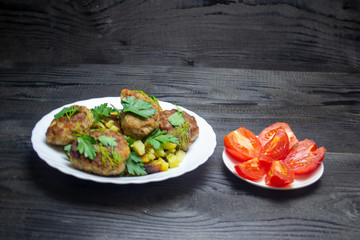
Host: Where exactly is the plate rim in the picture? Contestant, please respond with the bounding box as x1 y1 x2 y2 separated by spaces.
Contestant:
222 149 324 190
31 97 217 184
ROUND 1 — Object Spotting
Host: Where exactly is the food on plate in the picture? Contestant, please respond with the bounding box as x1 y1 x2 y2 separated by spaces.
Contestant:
258 122 298 152
120 89 162 140
265 160 295 187
69 130 130 176
46 105 94 146
224 127 262 162
283 139 326 175
224 122 326 187
234 158 266 181
45 89 199 177
159 109 199 151
259 128 289 162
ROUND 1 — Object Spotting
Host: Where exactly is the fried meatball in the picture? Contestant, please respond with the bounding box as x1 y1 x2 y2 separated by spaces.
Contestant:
120 89 162 140
159 109 199 151
69 130 130 176
46 105 94 146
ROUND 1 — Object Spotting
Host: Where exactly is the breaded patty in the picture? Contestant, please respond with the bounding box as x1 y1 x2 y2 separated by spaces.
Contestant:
120 89 162 140
46 105 94 146
159 109 199 151
69 130 130 176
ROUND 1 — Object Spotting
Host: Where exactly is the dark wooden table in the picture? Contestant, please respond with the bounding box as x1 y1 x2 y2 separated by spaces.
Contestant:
1 1 360 240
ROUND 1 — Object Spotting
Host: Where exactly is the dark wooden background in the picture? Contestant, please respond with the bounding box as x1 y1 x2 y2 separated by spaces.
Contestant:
1 1 360 240
0 0 359 71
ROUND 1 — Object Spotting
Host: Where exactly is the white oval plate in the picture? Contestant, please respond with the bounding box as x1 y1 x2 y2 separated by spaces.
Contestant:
222 149 324 190
31 97 217 184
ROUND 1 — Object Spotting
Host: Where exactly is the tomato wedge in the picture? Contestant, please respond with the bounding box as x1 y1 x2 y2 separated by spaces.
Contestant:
224 127 262 162
283 140 326 175
234 158 266 181
260 128 289 160
258 122 298 151
265 160 294 187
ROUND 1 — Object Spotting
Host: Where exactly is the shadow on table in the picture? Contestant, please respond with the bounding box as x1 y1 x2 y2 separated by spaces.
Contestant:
29 151 208 209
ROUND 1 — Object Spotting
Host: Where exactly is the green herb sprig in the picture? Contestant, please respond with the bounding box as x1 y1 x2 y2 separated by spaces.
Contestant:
121 96 156 118
146 129 179 149
54 106 80 121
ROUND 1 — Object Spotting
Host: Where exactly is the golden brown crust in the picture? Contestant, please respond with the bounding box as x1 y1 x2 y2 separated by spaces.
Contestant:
69 130 130 176
120 89 161 139
46 105 94 146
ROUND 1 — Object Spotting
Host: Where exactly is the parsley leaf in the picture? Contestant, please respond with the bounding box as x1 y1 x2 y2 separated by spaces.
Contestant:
168 111 185 126
121 96 156 118
77 135 98 160
91 103 113 122
146 129 179 149
126 152 147 176
54 106 79 121
133 90 159 103
64 144 72 159
124 135 136 147
98 136 118 149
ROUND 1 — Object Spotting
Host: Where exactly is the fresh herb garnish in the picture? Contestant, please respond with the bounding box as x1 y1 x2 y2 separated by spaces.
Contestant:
77 135 98 160
98 136 118 149
124 135 137 147
133 90 159 103
64 144 72 159
168 111 185 127
171 121 191 150
54 106 80 121
98 144 123 167
146 129 179 149
121 96 156 118
126 152 147 176
91 103 113 122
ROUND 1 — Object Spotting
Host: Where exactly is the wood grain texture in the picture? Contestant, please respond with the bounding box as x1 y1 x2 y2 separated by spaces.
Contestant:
0 64 359 239
0 0 359 71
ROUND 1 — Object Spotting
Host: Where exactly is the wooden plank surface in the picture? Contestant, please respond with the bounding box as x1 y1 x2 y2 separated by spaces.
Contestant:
0 0 359 72
0 64 359 239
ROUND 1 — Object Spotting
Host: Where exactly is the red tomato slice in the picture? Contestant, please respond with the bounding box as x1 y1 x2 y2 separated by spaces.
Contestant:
234 158 266 181
283 139 326 175
265 160 295 187
260 128 289 160
224 127 262 162
258 122 299 151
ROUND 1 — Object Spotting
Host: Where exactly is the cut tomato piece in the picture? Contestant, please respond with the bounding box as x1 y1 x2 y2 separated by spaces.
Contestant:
224 127 262 162
234 158 266 181
258 122 299 151
265 160 294 187
260 128 289 160
283 139 326 175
